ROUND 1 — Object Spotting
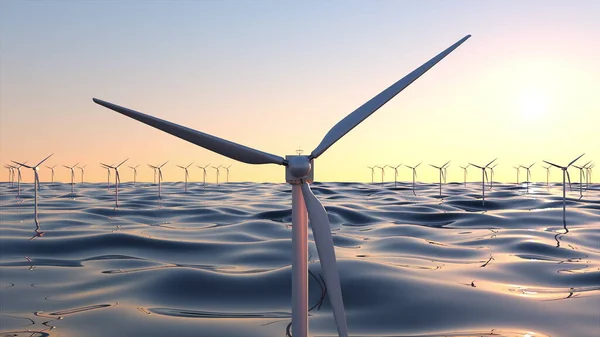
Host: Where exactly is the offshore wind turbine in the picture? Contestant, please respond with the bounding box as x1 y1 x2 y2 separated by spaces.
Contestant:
543 154 584 221
520 162 535 193
375 165 386 185
513 165 521 185
101 159 129 207
5 165 15 188
459 165 469 186
196 164 210 186
367 165 376 184
11 162 27 197
224 164 232 183
429 161 450 196
46 165 57 185
92 34 471 337
572 161 590 198
102 163 112 190
148 164 157 184
212 165 222 185
177 162 194 192
585 163 594 186
443 164 449 183
542 165 551 186
129 164 140 186
469 158 497 206
11 154 53 225
405 162 421 196
487 163 498 189
387 164 402 189
148 161 168 198
77 165 87 183
62 163 78 193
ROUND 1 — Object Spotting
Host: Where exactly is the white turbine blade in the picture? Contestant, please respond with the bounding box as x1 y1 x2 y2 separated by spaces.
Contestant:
11 160 33 169
469 163 484 169
177 165 185 169
566 170 572 190
34 154 54 167
187 162 194 168
310 35 471 159
62 165 71 169
159 161 169 168
442 160 451 168
485 158 497 168
415 162 422 168
300 182 348 337
568 153 585 167
528 162 535 169
116 158 129 168
543 160 563 169
100 163 112 169
93 98 285 165
429 164 440 169
484 169 489 183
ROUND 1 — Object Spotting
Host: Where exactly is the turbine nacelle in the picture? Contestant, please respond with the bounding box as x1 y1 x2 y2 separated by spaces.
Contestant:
286 155 314 183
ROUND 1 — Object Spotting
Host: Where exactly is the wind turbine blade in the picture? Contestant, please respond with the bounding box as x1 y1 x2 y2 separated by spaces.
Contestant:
543 160 563 169
11 160 33 169
568 153 585 167
159 161 169 168
429 164 439 169
442 160 450 168
528 162 535 169
484 170 489 183
187 162 194 168
177 165 185 169
300 183 348 337
93 98 285 165
116 158 129 168
415 162 422 168
34 154 54 167
566 170 572 190
62 165 71 169
485 158 497 168
309 35 471 159
469 163 484 169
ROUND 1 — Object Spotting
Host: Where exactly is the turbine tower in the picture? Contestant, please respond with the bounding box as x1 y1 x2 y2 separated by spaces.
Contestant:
459 165 469 186
92 34 471 337
129 164 140 186
429 161 450 196
469 158 497 206
46 165 57 185
405 162 421 196
543 154 584 222
148 161 168 198
101 159 128 207
177 162 194 192
11 154 53 225
77 165 87 183
387 164 402 189
520 162 535 193
62 163 78 194
196 164 210 186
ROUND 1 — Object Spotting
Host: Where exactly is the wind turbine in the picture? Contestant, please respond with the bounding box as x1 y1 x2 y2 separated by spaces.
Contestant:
46 165 57 185
469 158 497 205
177 162 194 192
429 160 450 196
572 161 590 198
542 165 551 186
459 165 469 186
375 165 386 185
405 162 421 196
77 165 87 183
212 165 222 185
443 164 449 183
585 163 594 186
62 163 78 193
102 163 112 190
196 164 210 186
224 164 232 183
92 34 471 337
543 154 584 222
148 161 168 198
148 164 157 184
11 154 53 225
387 164 402 189
129 164 140 186
487 163 498 190
100 159 128 207
11 162 28 197
513 166 521 185
367 165 376 184
520 162 535 193
5 165 15 188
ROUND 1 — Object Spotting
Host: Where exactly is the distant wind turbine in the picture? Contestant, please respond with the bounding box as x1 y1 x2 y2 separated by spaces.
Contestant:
572 162 590 199
542 165 551 186
387 164 402 189
129 165 140 186
12 162 27 197
101 159 128 207
77 165 87 183
367 166 376 184
46 165 57 185
5 165 15 188
11 154 53 225
543 153 584 221
487 163 498 190
585 163 594 186
196 164 210 186
62 163 78 194
102 163 112 190
375 165 386 185
520 162 535 193
513 166 521 185
212 165 222 185
429 160 450 196
405 162 422 196
177 162 194 192
224 164 232 183
469 158 497 205
148 161 168 198
459 165 469 186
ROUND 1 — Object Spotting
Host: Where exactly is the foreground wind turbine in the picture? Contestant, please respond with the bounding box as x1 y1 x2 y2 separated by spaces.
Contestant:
148 161 168 198
11 154 53 224
92 34 471 337
469 158 497 206
77 165 87 183
46 165 57 185
543 154 584 221
367 165 376 184
520 162 535 193
387 164 402 189
101 159 129 207
487 163 497 189
196 164 210 186
405 162 421 196
177 162 194 192
224 164 232 183
513 165 521 185
459 165 469 186
62 163 78 193
129 164 140 186
212 165 222 185
430 161 450 196
572 161 590 198
542 165 551 186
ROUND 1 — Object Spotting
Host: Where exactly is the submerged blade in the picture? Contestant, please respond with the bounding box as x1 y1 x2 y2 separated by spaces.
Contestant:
310 35 471 159
93 98 286 165
300 183 348 337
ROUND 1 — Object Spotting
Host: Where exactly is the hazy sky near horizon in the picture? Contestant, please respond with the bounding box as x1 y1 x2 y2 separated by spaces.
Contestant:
1 1 598 184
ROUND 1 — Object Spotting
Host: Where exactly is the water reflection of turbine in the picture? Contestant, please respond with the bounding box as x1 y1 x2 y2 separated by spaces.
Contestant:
555 219 570 248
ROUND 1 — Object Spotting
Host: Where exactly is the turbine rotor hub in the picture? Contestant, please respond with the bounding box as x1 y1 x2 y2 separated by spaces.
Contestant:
286 155 314 184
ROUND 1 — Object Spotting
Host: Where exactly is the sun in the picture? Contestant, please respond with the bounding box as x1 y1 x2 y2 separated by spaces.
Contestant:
519 93 547 119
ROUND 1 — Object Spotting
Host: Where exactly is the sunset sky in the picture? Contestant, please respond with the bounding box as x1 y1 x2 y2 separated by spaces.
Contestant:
1 1 598 184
